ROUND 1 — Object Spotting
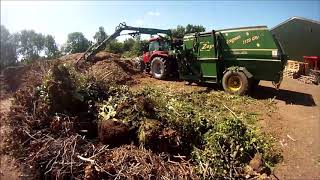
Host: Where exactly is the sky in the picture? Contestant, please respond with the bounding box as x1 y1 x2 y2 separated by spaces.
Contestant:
1 1 319 47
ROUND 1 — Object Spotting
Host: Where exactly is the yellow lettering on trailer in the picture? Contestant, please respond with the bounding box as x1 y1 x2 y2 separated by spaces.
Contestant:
200 42 214 51
243 35 260 44
226 35 241 45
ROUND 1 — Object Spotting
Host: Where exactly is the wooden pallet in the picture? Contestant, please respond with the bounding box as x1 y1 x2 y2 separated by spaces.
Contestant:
283 71 294 78
285 60 308 74
297 75 314 84
309 70 320 84
283 69 300 79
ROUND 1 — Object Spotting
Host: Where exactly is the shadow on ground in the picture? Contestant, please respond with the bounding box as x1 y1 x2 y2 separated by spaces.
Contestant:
251 85 316 106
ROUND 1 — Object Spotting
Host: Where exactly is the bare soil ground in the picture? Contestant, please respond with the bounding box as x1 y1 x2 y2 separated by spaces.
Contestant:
0 98 24 179
255 78 320 179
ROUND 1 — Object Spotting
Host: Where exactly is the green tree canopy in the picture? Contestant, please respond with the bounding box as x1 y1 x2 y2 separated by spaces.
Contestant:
123 38 135 52
64 32 91 54
171 24 206 39
44 35 59 58
185 24 206 34
14 30 45 61
171 25 186 39
0 25 17 69
93 26 107 44
106 39 124 54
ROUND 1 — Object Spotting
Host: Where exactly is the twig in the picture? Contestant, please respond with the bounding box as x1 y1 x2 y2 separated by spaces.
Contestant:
71 137 77 177
173 155 186 159
287 134 297 142
23 130 37 140
77 155 95 163
89 145 108 159
168 160 179 164
223 104 239 118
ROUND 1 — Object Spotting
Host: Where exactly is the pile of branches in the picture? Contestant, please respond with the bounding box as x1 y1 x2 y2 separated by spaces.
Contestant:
84 145 198 179
5 61 198 179
4 57 281 179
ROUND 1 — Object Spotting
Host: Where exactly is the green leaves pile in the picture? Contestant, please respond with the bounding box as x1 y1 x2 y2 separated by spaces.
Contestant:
36 64 281 178
98 86 281 178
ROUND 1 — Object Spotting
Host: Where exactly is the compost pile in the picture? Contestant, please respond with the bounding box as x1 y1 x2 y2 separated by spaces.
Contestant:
3 52 281 179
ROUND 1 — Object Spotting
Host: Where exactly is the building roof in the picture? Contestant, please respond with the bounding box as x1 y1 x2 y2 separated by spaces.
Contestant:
271 17 320 31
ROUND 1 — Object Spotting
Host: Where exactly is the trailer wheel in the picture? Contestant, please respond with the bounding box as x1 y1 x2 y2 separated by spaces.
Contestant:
222 71 249 95
151 57 169 80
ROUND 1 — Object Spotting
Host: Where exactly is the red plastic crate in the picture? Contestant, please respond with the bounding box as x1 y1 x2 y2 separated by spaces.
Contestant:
303 56 320 70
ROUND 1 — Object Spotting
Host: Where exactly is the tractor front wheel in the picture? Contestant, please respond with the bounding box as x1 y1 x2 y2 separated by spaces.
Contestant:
222 71 249 95
133 57 145 72
150 57 169 80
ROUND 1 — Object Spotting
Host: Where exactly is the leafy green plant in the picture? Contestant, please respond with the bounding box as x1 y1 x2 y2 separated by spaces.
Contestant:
192 118 280 179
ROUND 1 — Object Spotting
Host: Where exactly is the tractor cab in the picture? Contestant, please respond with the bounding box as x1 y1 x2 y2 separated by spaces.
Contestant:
148 37 171 51
142 36 171 64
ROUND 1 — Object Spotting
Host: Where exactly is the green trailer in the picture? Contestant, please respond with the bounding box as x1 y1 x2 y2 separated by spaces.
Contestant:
81 22 287 95
176 26 287 95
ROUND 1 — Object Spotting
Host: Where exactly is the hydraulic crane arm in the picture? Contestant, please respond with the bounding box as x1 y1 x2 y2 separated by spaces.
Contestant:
79 22 172 61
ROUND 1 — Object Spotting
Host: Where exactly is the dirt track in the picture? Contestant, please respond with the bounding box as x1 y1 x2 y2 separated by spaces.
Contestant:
256 78 320 179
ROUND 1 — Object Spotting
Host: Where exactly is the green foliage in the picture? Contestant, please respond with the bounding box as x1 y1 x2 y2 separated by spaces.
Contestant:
93 26 107 44
171 25 186 39
14 29 45 61
38 63 110 116
1 26 60 65
192 118 278 178
0 25 17 69
105 37 147 57
44 35 59 58
106 39 124 54
35 65 280 178
135 87 280 178
123 38 135 52
63 32 91 54
171 24 206 39
185 24 206 34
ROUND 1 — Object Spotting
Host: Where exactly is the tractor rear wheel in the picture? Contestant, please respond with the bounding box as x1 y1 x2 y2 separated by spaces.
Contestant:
222 71 249 95
151 57 170 80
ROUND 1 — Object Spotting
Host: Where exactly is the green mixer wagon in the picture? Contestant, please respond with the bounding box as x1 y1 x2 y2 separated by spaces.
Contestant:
177 26 287 95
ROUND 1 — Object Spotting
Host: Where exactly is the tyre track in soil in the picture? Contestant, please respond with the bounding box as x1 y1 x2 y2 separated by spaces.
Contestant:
255 78 320 179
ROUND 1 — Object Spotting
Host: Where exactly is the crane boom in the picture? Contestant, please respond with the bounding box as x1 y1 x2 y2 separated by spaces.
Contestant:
79 22 172 61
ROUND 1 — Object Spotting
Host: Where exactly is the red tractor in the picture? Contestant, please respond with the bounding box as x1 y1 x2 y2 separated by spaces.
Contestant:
135 36 179 79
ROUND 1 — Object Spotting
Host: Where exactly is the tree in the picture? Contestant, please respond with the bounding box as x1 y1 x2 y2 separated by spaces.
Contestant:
93 26 107 44
132 38 148 56
64 32 90 54
171 24 206 39
44 35 59 58
0 25 17 69
123 38 135 52
171 25 186 39
185 24 206 34
14 30 45 61
106 39 123 54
